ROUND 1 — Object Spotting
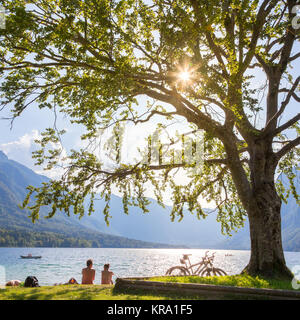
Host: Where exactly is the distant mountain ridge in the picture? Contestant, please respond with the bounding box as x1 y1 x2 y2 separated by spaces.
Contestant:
73 174 300 251
76 196 227 247
0 150 299 251
0 150 182 248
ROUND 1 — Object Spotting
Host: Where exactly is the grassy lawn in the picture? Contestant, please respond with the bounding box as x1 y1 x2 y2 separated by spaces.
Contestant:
0 284 204 300
148 274 298 291
0 274 298 300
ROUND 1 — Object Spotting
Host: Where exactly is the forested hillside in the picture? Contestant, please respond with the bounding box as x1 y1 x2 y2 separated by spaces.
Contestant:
0 151 181 248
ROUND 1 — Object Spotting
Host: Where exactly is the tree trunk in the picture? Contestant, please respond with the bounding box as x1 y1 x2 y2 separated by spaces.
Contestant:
242 179 293 279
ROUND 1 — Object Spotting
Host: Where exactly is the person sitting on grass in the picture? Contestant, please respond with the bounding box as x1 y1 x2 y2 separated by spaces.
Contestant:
5 280 21 287
54 278 78 286
101 263 114 285
81 259 95 285
66 278 78 285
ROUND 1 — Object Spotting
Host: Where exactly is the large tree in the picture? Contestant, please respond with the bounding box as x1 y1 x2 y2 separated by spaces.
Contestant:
0 0 300 278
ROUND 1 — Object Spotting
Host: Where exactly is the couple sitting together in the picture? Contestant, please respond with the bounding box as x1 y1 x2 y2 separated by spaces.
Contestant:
82 259 114 285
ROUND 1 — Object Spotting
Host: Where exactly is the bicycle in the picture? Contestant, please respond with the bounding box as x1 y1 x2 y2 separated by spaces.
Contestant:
165 251 227 277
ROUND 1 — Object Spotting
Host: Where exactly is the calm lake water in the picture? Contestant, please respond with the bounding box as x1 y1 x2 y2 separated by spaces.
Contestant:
0 248 299 286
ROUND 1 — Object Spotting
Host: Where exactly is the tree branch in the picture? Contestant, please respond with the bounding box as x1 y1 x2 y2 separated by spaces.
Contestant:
263 76 300 135
240 0 278 75
279 88 300 102
138 86 225 138
272 113 300 136
276 136 300 159
190 0 229 79
288 52 300 62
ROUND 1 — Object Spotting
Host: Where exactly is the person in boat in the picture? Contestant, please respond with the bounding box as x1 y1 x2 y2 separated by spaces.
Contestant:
81 259 95 285
101 263 114 285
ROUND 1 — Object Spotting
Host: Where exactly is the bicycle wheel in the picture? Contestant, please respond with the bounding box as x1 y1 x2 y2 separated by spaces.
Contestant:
199 268 213 277
212 268 227 276
165 266 189 276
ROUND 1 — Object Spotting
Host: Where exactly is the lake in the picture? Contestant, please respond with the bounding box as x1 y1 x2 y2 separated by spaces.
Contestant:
0 248 300 286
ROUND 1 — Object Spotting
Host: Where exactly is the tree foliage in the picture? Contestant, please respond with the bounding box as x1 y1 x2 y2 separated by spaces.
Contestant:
0 0 299 237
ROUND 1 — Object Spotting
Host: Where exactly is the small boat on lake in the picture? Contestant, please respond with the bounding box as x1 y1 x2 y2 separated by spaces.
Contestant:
20 254 42 259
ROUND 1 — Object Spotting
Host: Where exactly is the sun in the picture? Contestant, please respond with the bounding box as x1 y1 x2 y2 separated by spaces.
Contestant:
178 70 191 82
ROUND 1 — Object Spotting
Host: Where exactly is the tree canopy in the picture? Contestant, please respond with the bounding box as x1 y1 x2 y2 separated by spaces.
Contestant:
0 0 299 252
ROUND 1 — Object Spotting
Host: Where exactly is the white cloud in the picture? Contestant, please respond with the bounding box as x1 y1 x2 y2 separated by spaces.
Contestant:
0 130 68 179
1 129 40 150
0 130 41 170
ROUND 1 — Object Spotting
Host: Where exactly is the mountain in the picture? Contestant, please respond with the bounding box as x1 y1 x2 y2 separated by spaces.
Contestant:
0 149 299 250
0 149 228 248
75 175 300 251
75 195 226 247
0 150 182 248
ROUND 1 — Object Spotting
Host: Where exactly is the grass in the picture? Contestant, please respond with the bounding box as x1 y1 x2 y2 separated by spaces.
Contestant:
0 274 298 300
0 284 204 300
148 274 299 291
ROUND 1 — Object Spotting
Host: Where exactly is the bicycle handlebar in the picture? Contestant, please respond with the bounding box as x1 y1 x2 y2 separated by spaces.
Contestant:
203 251 209 258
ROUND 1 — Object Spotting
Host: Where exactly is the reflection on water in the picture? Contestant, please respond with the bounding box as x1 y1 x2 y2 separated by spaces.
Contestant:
0 248 299 286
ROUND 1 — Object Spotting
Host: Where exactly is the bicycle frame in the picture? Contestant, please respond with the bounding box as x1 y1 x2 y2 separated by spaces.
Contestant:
181 251 211 275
